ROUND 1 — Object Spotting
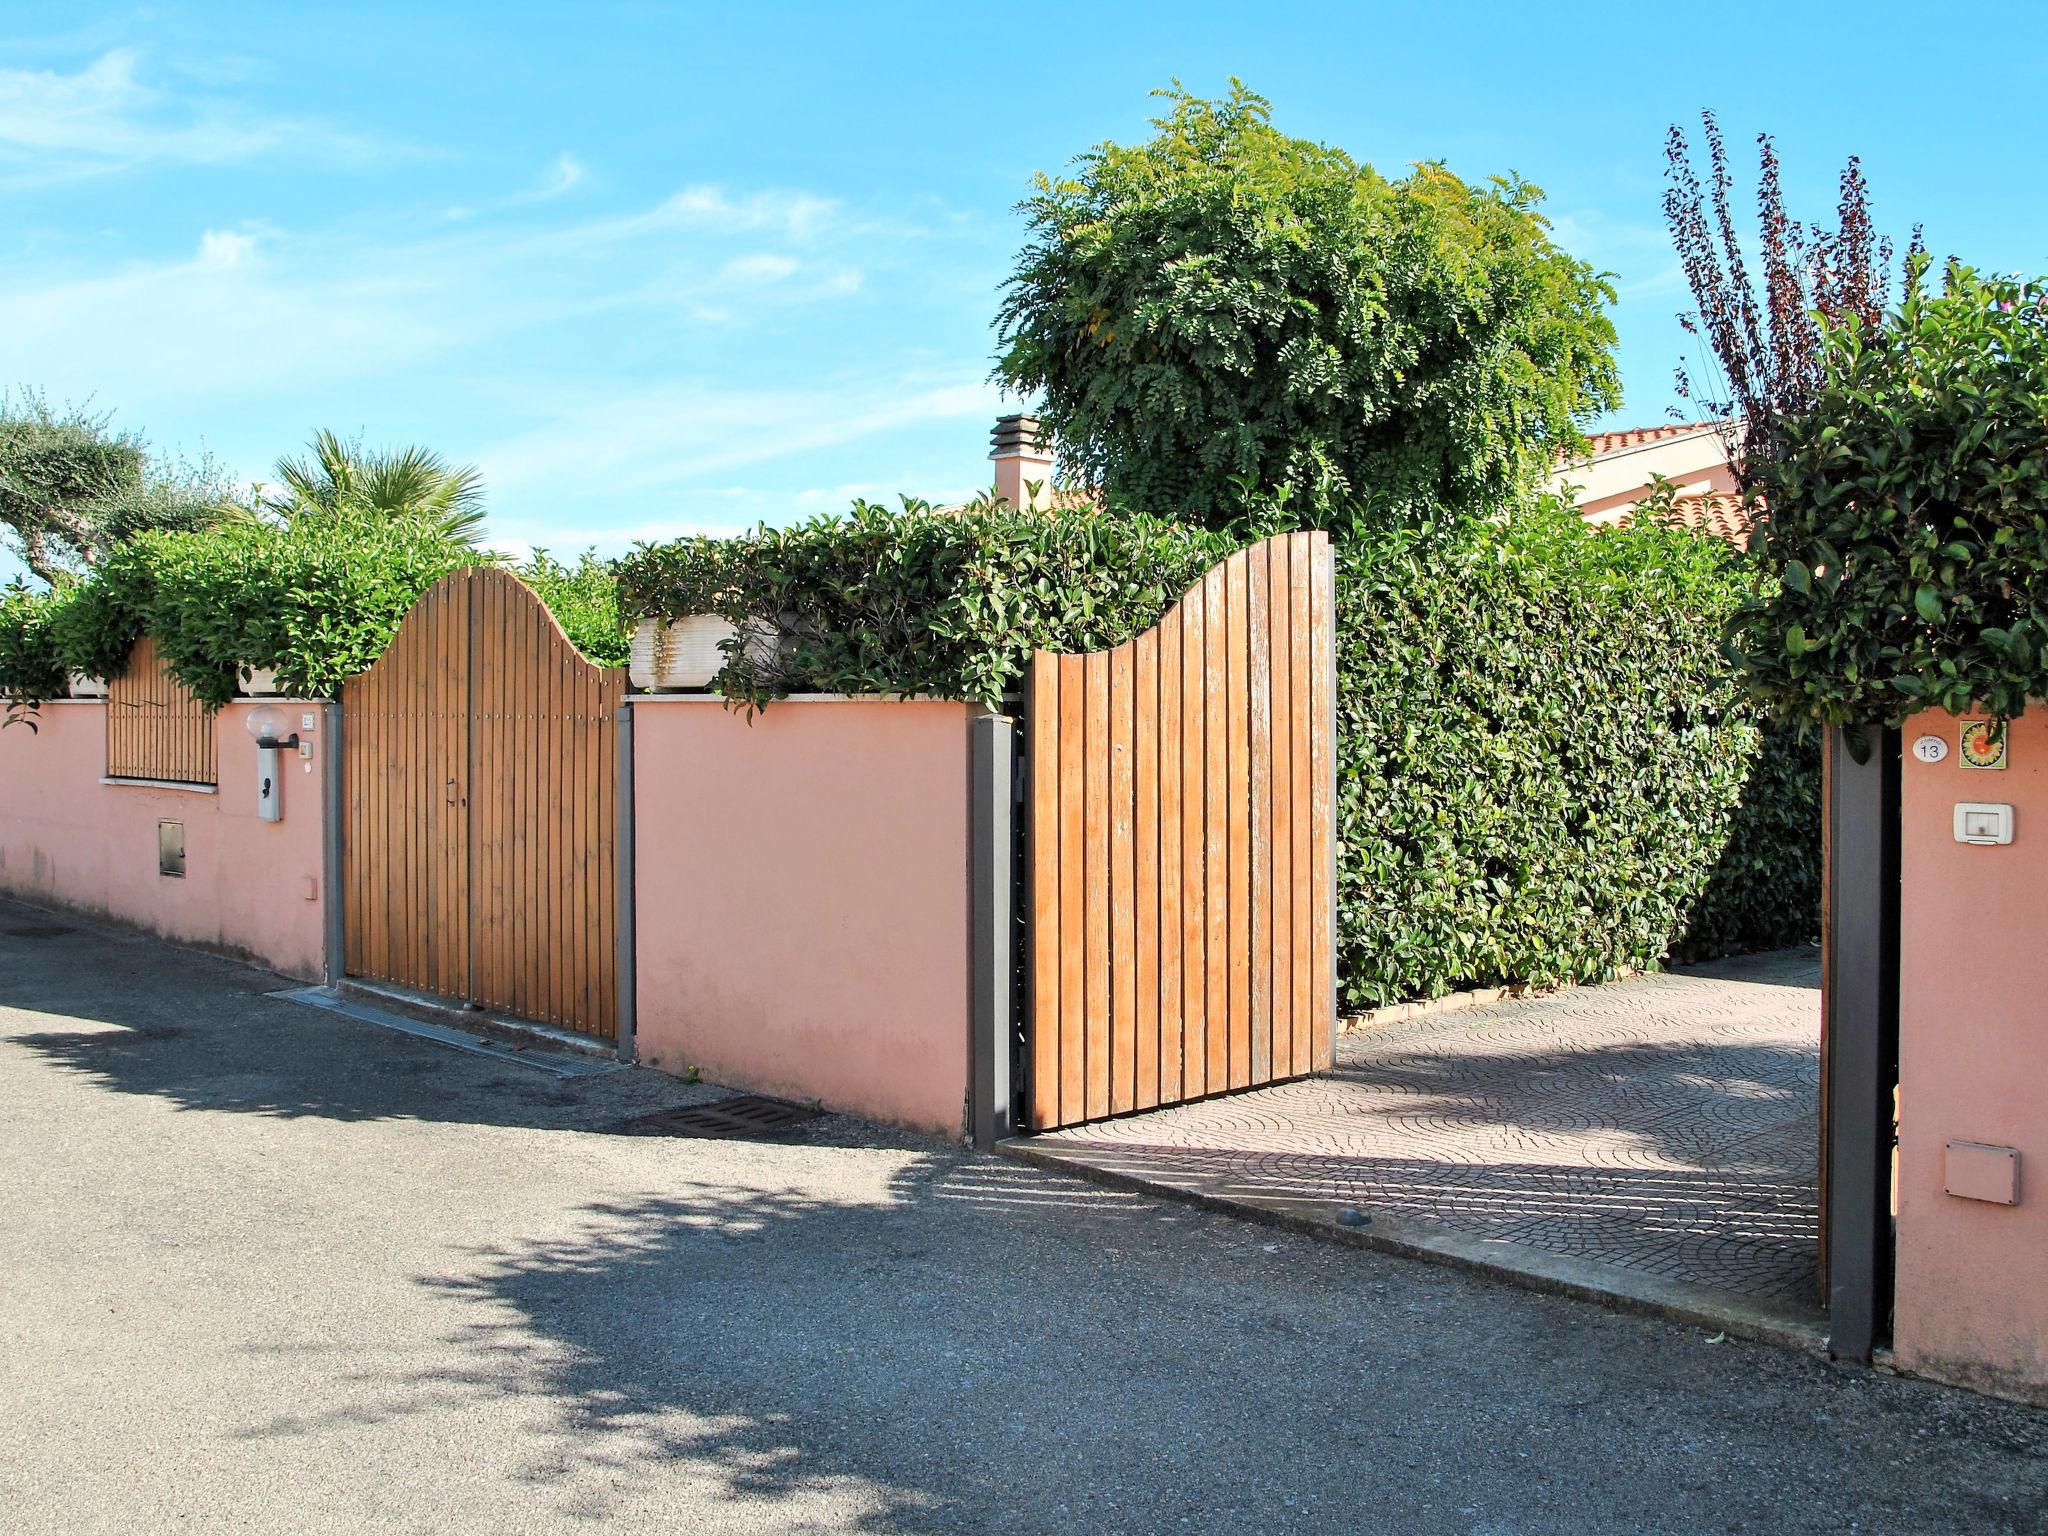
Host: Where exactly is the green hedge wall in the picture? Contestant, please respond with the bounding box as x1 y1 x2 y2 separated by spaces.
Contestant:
621 495 1819 1004
1333 501 1818 1009
0 521 621 712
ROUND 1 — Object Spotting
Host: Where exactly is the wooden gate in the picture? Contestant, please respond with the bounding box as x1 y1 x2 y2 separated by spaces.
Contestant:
1024 531 1335 1130
342 566 625 1038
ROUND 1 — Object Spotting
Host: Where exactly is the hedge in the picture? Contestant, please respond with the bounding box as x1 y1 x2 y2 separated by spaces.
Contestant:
1 517 612 711
0 583 67 704
617 496 1238 709
1333 500 1817 1008
621 494 1819 1004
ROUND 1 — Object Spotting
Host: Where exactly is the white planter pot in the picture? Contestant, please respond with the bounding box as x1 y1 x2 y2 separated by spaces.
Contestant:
629 616 775 691
238 666 283 697
67 672 108 699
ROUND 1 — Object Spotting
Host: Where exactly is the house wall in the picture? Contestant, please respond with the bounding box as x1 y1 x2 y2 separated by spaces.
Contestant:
0 700 329 979
1895 707 2048 1404
632 697 975 1136
1547 430 1739 523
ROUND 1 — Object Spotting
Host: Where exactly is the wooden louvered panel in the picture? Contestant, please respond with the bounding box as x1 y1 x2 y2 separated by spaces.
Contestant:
105 636 216 785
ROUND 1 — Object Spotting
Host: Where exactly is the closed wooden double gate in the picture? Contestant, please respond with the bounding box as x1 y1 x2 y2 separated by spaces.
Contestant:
342 566 625 1039
1023 531 1336 1130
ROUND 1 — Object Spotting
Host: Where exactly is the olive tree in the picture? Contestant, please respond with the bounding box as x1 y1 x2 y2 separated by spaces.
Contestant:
0 392 241 585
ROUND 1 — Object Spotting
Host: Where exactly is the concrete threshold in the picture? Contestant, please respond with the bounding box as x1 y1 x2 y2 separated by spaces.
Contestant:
269 985 622 1079
1001 1137 1829 1359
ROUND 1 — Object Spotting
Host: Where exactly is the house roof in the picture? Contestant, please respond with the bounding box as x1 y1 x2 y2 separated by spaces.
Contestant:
1571 422 1724 461
1617 493 1754 547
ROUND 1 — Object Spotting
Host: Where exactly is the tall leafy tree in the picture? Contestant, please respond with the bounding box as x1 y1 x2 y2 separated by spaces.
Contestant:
995 83 1621 531
264 429 488 545
0 392 238 585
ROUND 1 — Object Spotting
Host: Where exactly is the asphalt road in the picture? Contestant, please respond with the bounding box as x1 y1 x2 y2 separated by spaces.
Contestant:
2 902 2043 1535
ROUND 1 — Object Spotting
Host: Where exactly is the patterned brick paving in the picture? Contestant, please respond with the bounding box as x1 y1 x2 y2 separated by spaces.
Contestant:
1039 949 1822 1306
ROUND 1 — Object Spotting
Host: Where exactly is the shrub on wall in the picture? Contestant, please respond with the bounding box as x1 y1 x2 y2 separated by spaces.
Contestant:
516 548 630 667
1737 261 2048 731
1334 498 1818 1008
46 536 160 681
0 582 68 703
618 497 1238 709
144 514 481 706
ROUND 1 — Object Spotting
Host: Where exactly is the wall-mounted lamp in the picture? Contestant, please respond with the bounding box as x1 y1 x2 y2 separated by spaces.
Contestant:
246 706 300 823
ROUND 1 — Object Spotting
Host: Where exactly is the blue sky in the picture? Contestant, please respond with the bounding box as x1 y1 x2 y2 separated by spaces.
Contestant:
3 3 2042 580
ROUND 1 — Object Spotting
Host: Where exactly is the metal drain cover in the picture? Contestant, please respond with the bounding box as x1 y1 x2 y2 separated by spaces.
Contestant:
4 924 75 939
620 1094 821 1140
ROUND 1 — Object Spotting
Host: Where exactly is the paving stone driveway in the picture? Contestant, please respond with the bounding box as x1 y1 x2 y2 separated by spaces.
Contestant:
1039 948 1822 1309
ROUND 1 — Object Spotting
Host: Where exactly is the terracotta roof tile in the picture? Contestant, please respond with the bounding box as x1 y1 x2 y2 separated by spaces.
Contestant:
1572 422 1721 459
1617 493 1756 547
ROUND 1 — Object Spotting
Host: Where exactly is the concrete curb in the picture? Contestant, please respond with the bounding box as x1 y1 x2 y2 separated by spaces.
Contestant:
1001 1137 1829 1359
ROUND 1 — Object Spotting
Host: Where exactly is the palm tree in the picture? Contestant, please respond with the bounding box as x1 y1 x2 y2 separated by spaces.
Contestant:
264 430 488 545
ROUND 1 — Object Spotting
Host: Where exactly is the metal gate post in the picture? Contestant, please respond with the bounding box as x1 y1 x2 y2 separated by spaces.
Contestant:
970 711 1016 1149
322 700 345 986
615 699 637 1064
1824 724 1901 1363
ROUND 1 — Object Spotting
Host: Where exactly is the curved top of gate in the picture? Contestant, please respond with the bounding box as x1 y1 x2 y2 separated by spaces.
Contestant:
1024 528 1332 680
342 563 626 709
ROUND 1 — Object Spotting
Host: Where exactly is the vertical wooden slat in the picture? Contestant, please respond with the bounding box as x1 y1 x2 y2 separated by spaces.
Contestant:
1133 633 1159 1111
1030 656 1061 1128
1268 535 1294 1079
1108 641 1136 1115
1203 559 1230 1096
1179 578 1206 1102
1247 541 1272 1086
1057 652 1086 1125
1153 611 1180 1110
1083 649 1112 1123
1288 534 1315 1077
1309 532 1335 1069
1224 550 1251 1090
481 574 503 1011
1138 626 1171 1122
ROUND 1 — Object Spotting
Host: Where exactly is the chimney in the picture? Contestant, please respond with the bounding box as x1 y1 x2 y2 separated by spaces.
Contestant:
990 414 1053 511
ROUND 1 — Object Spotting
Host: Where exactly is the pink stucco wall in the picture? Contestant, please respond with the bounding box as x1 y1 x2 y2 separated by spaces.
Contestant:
0 701 329 979
632 697 974 1136
1896 707 2048 1404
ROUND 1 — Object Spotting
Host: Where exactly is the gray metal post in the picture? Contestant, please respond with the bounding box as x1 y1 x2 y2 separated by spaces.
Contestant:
1825 724 1900 1363
970 712 1015 1149
322 701 345 987
615 700 637 1064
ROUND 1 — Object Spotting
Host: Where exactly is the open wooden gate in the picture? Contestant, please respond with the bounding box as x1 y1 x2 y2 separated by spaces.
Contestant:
342 566 625 1039
1023 531 1336 1130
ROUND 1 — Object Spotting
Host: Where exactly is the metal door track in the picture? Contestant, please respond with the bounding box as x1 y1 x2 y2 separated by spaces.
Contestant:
268 985 622 1078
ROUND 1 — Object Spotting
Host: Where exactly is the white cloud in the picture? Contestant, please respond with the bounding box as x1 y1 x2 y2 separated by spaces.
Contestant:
195 227 259 270
475 378 1001 504
720 254 800 283
0 180 878 404
0 48 404 183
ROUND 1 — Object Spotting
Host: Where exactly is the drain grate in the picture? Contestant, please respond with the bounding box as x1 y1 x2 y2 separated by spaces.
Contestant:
4 924 75 939
619 1093 821 1141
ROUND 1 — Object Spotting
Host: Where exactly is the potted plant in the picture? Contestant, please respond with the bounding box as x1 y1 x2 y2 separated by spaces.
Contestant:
623 537 775 690
237 664 283 697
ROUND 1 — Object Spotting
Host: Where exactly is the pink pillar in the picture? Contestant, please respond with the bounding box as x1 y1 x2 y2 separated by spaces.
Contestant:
1895 707 2048 1404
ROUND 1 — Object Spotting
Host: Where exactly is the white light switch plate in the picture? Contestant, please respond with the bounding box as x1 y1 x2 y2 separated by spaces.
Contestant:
1954 802 2014 845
